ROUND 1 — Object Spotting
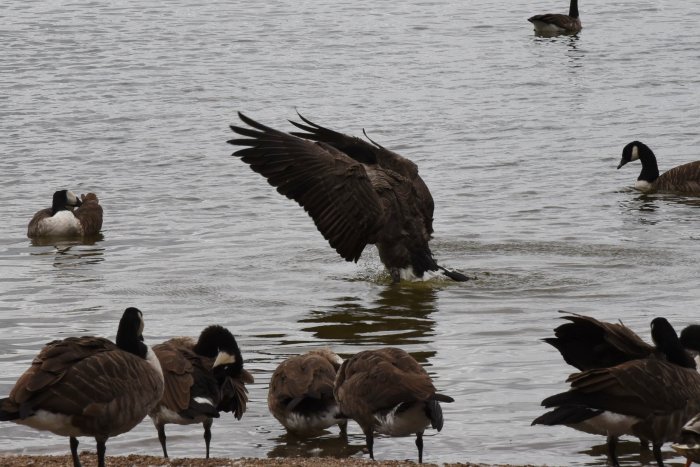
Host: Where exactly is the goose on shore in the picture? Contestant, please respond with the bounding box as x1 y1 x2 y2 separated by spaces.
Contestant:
228 112 469 283
149 325 253 459
333 347 453 463
617 141 700 195
528 0 581 35
268 349 346 436
0 307 164 467
28 190 103 238
533 317 700 467
672 414 700 467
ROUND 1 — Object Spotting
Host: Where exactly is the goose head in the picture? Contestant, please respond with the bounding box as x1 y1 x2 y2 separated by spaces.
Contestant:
618 141 651 169
195 325 245 380
651 317 696 369
51 190 82 215
116 307 148 357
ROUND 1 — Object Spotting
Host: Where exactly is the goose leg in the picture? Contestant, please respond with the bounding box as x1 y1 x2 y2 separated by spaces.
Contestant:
652 443 664 467
96 437 107 467
338 419 348 438
364 429 375 460
69 437 82 467
157 424 168 458
203 418 213 459
415 432 424 464
607 435 620 467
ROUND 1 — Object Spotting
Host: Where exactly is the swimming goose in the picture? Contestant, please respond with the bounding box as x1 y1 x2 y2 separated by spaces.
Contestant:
268 349 346 436
333 347 453 463
0 307 163 467
618 141 700 195
672 414 700 467
28 190 103 238
149 325 253 459
528 0 581 35
533 317 700 467
228 112 469 283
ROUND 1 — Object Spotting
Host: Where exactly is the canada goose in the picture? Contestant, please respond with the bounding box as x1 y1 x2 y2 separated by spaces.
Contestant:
149 325 254 459
28 190 103 238
528 0 581 35
333 347 454 463
268 349 346 436
546 311 696 371
533 317 700 467
672 414 700 467
618 141 700 195
0 307 163 467
227 112 469 283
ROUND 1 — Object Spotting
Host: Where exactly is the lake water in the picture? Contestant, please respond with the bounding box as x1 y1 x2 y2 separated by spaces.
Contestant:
2 0 700 465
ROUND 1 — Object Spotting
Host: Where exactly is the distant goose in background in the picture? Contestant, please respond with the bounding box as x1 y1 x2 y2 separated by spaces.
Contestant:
672 414 700 467
228 112 469 283
149 325 253 459
0 307 163 467
618 141 700 195
533 317 700 467
333 347 454 463
528 0 581 36
268 349 346 436
28 190 103 238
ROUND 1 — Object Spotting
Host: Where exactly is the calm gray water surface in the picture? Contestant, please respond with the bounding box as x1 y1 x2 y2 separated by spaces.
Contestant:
2 1 700 465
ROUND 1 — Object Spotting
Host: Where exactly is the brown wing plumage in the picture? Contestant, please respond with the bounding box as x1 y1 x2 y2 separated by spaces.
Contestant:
334 348 438 425
528 13 580 31
74 193 103 236
153 338 197 414
5 336 163 436
655 161 700 195
26 208 52 238
219 369 252 420
229 112 385 263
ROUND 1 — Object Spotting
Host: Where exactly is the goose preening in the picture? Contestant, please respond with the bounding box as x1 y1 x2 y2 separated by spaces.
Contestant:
618 141 700 195
0 307 163 467
227 112 469 283
149 325 253 459
28 190 103 238
333 347 453 463
672 414 700 467
268 349 346 436
533 317 700 467
528 0 581 36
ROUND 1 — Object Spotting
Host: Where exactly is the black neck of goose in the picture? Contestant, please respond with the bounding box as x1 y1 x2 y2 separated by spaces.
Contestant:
51 191 67 215
652 318 696 369
569 0 579 18
637 146 660 183
116 309 148 359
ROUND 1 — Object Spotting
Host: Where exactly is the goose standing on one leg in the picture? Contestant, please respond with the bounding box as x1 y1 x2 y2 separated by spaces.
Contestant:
0 307 163 467
149 325 253 459
533 317 700 467
528 0 581 36
617 141 700 195
28 190 103 238
227 112 469 284
268 349 346 436
333 347 453 463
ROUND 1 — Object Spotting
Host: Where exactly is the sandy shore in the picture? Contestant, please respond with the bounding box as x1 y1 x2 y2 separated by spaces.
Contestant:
0 453 540 467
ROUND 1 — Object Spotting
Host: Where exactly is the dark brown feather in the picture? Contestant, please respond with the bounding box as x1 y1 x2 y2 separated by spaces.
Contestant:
73 193 103 236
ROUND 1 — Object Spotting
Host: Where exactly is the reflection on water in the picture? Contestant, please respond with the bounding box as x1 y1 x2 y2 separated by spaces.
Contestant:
29 236 105 269
266 432 364 459
579 439 672 467
300 285 439 351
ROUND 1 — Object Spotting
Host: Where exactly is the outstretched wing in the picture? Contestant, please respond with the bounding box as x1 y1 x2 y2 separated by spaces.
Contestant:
228 112 385 262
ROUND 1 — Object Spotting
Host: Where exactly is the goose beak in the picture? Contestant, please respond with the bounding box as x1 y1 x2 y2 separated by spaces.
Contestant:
617 159 626 170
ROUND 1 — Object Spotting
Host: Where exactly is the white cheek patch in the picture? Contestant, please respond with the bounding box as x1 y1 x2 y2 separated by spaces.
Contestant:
631 145 639 161
213 351 236 368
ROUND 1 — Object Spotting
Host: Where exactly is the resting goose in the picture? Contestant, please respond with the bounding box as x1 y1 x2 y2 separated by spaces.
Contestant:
28 190 103 238
528 0 581 36
0 307 163 467
149 325 253 459
228 112 469 283
533 317 700 467
333 347 453 463
618 141 700 195
268 349 346 436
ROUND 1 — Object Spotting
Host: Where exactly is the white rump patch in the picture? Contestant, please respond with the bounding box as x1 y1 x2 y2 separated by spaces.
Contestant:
280 410 339 433
194 397 215 407
39 211 82 236
571 411 641 437
17 410 82 437
374 403 430 437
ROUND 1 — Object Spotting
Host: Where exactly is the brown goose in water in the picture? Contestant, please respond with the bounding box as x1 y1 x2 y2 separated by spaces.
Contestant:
149 325 253 459
534 318 700 467
333 347 453 463
228 112 469 283
27 190 103 238
618 141 700 195
0 307 164 467
268 348 346 436
528 0 581 36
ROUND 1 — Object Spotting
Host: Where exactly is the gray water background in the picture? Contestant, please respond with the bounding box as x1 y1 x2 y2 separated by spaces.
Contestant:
1 0 700 465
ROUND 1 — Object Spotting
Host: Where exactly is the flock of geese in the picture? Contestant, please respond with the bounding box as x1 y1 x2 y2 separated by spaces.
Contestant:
4 0 700 466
